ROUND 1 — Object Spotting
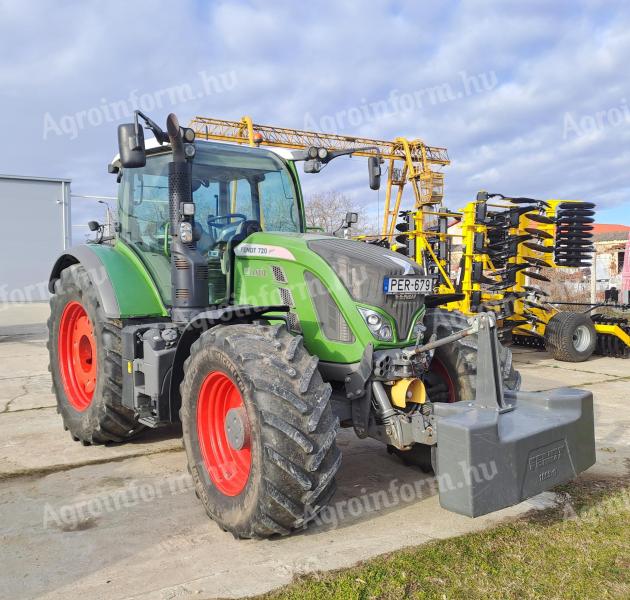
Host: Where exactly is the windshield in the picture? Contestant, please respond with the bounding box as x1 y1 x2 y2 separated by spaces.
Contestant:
193 142 301 238
119 141 302 258
118 142 302 304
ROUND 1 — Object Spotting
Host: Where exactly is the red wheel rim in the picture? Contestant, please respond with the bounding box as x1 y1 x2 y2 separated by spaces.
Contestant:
58 301 97 412
197 371 251 496
430 358 457 403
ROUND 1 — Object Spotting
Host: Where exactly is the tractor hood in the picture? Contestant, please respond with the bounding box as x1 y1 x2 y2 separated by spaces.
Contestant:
234 232 428 343
306 237 427 340
307 237 425 297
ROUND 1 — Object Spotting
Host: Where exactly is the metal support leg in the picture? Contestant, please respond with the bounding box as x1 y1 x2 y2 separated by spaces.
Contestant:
473 312 507 409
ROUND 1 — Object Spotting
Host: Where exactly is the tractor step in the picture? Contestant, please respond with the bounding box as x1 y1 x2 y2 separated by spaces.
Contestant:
433 387 595 517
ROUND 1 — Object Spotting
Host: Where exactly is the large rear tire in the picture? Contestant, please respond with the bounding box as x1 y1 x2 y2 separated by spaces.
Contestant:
544 311 597 362
181 323 341 539
48 264 144 445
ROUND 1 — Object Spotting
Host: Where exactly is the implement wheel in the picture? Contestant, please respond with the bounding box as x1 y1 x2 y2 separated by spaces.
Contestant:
48 265 144 444
181 323 341 538
545 311 597 362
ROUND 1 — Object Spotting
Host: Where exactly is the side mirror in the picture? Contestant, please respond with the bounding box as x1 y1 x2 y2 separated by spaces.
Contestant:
368 156 381 190
345 211 358 225
118 123 146 168
87 220 100 232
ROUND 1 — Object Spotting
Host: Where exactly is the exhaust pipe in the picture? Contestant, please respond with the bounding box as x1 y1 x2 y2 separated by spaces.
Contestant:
166 113 209 322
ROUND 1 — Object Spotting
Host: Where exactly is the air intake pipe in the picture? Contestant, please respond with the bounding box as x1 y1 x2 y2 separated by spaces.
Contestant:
166 113 209 322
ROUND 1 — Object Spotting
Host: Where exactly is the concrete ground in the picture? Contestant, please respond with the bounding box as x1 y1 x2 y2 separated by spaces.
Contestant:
1 303 628 600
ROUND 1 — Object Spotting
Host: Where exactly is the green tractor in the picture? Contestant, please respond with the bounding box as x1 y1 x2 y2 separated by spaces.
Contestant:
48 112 596 538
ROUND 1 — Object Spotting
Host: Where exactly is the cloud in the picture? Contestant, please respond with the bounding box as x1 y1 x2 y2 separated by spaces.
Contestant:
1 0 629 238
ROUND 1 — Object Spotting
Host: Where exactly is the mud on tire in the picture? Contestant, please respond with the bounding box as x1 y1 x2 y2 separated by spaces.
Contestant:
48 264 144 444
180 323 341 539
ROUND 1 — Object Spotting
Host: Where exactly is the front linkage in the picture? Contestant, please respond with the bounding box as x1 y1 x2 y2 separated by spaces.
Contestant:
369 312 596 517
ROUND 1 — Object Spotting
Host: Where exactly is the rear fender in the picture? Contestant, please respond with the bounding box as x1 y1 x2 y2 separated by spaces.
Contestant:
49 243 167 319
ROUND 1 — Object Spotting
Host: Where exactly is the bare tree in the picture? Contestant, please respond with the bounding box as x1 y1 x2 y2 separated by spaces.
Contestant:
304 191 376 235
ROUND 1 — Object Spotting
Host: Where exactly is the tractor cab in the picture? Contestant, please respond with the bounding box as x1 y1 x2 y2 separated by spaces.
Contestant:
115 140 303 306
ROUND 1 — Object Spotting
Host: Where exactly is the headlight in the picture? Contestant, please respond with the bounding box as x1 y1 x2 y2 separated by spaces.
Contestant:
358 307 394 341
179 221 193 243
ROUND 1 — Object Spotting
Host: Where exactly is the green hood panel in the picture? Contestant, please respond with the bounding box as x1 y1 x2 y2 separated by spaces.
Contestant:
233 232 424 363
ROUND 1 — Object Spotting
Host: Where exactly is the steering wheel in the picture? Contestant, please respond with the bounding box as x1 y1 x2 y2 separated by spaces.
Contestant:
207 213 247 229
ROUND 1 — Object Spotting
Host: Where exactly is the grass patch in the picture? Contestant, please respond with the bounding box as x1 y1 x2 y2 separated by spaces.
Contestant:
259 477 630 600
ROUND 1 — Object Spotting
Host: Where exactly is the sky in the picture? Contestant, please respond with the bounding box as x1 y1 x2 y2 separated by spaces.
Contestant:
1 0 630 240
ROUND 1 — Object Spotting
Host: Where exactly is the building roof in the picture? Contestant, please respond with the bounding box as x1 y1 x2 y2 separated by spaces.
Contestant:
591 223 630 234
594 232 629 243
591 223 630 243
0 173 71 184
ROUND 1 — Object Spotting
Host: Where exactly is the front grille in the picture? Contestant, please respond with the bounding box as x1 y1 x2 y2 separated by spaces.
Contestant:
308 238 425 340
196 265 209 280
174 258 190 270
304 271 355 343
278 287 294 307
271 265 287 283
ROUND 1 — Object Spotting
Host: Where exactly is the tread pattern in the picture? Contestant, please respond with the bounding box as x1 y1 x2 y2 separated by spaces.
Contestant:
544 311 597 362
423 308 522 402
180 323 341 539
47 264 143 445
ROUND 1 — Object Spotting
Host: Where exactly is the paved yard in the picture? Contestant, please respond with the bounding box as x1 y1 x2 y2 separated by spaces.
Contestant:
1 304 628 600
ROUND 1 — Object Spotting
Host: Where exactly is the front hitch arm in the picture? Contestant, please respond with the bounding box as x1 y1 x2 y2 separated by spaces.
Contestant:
403 312 508 410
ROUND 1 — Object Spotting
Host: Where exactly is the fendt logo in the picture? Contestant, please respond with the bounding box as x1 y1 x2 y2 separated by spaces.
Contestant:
528 444 564 471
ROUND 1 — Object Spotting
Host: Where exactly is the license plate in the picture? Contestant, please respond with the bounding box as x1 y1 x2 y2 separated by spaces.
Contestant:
383 277 433 295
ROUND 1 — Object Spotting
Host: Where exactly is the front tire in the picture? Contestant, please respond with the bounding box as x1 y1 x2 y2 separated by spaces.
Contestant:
48 265 144 445
424 308 521 403
181 323 341 538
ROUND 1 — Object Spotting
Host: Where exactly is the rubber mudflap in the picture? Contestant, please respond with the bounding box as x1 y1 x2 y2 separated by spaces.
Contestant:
434 387 596 517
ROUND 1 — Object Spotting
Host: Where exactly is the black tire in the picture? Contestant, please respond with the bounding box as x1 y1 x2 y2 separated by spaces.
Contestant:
180 323 341 539
48 264 144 444
544 311 597 362
423 308 521 403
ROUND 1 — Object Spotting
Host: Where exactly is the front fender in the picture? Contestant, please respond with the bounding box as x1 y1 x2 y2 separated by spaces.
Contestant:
168 305 288 417
49 242 168 319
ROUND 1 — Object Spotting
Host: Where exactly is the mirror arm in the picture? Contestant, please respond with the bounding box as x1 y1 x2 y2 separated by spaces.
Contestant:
327 145 382 162
135 110 169 144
